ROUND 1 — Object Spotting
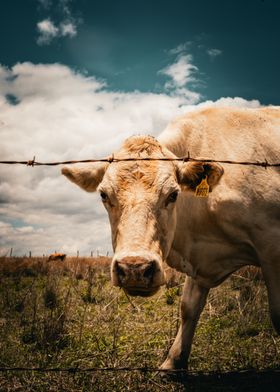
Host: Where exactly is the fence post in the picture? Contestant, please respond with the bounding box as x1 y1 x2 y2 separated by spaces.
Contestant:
77 250 79 258
10 247 13 257
29 251 32 258
91 251 93 257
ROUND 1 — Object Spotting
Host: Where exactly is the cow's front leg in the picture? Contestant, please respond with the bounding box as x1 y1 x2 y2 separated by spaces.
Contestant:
161 275 209 370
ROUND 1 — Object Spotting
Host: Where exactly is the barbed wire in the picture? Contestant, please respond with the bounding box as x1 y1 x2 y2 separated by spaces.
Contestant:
0 155 280 168
0 366 279 374
0 366 178 373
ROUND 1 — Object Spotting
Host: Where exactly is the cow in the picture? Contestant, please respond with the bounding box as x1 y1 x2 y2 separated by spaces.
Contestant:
62 106 280 370
48 253 66 262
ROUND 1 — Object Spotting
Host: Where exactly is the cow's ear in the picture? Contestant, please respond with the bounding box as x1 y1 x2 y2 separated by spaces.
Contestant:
62 162 108 192
177 161 224 192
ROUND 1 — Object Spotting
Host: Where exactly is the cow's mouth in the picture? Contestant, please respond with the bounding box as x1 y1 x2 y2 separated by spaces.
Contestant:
124 286 160 297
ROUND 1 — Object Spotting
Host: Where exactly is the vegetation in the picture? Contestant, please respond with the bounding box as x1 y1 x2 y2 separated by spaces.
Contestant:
0 257 279 391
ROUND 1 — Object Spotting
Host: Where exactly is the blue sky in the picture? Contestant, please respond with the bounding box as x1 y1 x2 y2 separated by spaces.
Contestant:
1 0 279 102
0 0 279 255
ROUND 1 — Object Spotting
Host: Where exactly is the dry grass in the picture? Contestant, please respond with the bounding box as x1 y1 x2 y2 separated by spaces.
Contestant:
0 256 111 278
0 257 279 391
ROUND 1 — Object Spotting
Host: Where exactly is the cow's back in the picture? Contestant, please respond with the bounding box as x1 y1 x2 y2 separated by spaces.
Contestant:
159 106 280 162
159 107 280 204
159 107 280 279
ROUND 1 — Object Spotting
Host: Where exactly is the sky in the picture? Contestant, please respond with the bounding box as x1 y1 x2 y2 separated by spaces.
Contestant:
0 0 279 256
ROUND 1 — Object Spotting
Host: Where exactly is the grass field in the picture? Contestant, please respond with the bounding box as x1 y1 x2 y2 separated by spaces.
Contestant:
0 257 280 391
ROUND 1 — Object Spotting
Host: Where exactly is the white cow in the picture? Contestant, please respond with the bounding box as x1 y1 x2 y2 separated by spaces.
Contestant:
62 106 280 369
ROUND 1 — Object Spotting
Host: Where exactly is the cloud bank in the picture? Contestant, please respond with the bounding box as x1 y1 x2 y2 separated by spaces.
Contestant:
0 62 261 256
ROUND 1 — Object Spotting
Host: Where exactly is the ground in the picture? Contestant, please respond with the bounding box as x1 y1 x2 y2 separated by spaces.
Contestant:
0 257 279 391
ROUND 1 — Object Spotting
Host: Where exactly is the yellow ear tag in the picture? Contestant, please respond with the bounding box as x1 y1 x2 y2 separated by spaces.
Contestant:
195 176 210 197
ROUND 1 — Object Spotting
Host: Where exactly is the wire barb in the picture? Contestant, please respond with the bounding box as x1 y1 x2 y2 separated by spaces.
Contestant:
108 153 114 163
261 159 269 169
26 156 36 167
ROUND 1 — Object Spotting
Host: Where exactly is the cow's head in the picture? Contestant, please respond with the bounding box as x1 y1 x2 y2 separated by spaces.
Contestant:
62 136 223 297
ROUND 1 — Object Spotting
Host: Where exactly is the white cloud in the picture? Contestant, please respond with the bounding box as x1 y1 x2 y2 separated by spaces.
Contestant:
168 42 192 55
160 55 197 88
60 21 77 37
207 48 222 59
37 19 59 45
37 19 78 45
0 62 261 256
159 54 200 103
0 62 194 255
36 0 80 45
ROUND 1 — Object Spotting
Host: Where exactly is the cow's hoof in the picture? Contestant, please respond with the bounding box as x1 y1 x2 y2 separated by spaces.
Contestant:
159 359 188 379
159 369 188 381
159 360 173 371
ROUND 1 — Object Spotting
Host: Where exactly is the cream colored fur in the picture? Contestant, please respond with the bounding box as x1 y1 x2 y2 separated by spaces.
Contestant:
62 106 280 369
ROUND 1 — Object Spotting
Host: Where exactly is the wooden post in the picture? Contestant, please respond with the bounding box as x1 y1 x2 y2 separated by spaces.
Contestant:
91 251 93 257
29 251 32 258
106 251 109 257
77 250 79 258
10 248 13 257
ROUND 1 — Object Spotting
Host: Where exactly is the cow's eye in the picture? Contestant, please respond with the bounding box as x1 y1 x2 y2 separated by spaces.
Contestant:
100 191 108 202
166 191 178 205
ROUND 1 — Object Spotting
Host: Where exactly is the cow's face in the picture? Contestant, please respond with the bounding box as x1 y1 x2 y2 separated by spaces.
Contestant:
62 136 223 297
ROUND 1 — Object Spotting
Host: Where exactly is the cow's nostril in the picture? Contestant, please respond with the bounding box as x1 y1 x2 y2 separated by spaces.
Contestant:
143 261 156 279
116 262 126 278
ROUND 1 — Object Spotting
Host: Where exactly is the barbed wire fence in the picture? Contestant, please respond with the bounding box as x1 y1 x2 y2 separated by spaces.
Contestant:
0 155 280 168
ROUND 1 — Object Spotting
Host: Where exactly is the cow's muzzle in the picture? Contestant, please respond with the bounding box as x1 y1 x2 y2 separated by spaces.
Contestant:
111 256 165 297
